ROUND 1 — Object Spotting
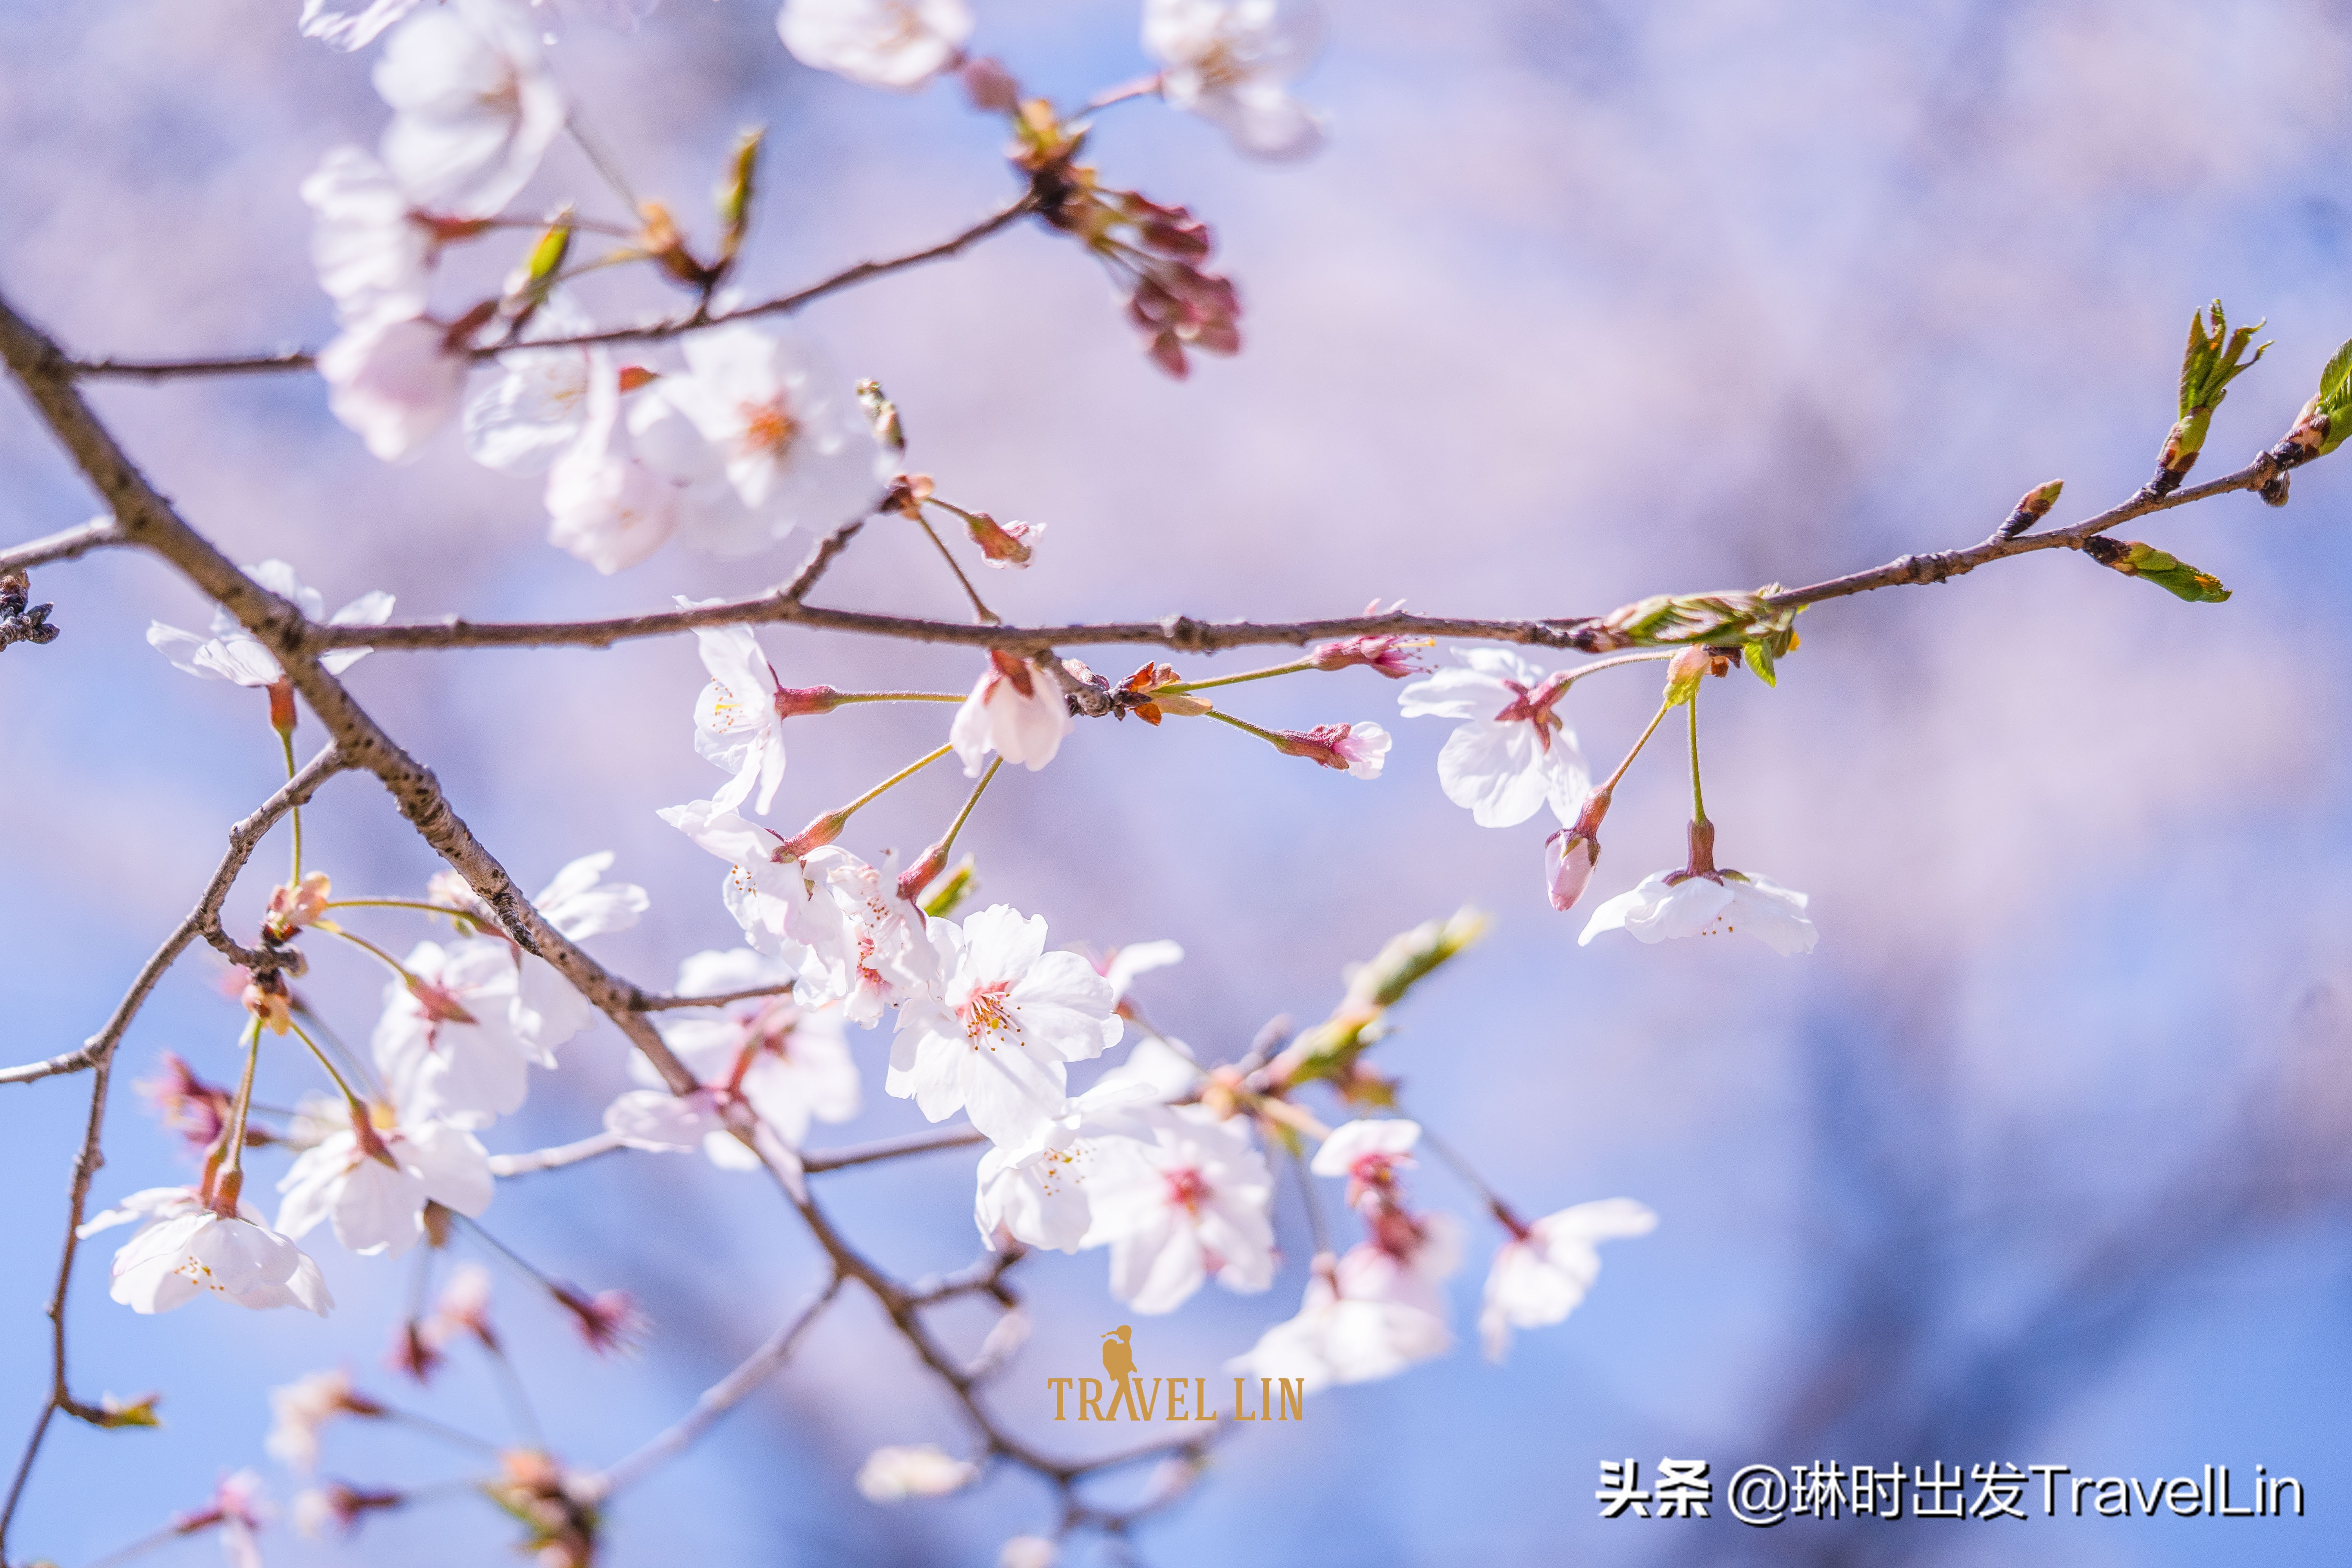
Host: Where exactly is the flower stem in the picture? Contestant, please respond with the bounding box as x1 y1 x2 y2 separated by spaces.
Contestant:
327 926 427 988
825 691 964 705
324 898 476 920
1409 1116 1529 1238
907 510 998 624
841 743 955 818
211 1021 263 1213
1203 709 1290 748
1686 692 1708 827
1560 648 1679 688
285 1016 371 1124
1599 700 1677 796
565 116 638 211
1288 1146 1331 1258
278 728 302 883
1159 659 1318 695
935 757 1003 864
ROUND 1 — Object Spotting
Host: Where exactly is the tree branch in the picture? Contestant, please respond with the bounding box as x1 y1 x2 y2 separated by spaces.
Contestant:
803 1127 988 1174
486 1131 625 1179
60 192 1040 382
0 517 118 574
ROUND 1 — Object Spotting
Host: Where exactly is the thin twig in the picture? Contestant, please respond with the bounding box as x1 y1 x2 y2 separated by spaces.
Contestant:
630 982 797 1013
0 517 119 573
577 1277 843 1500
63 193 1040 381
486 1131 626 1179
802 1127 988 1174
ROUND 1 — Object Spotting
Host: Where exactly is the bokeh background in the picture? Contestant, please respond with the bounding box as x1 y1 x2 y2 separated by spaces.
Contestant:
5 0 2352 1563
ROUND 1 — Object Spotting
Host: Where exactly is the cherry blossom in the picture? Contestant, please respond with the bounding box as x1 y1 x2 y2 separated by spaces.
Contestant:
275 1102 494 1258
545 362 682 572
80 1189 334 1316
889 904 1123 1146
608 948 856 1170
301 147 438 322
1310 1117 1419 1193
1082 1106 1276 1312
374 0 565 218
1479 1198 1656 1361
175 1471 272 1568
265 1368 381 1474
1397 649 1591 828
1143 0 1327 161
464 294 606 475
855 1443 978 1502
680 611 799 814
1227 1251 1451 1393
1084 938 1184 1008
779 0 975 91
148 560 394 685
1578 869 1818 956
319 312 471 463
949 650 1072 777
972 1080 1163 1252
371 938 542 1123
637 323 880 536
656 798 829 955
302 0 427 52
798 847 935 1022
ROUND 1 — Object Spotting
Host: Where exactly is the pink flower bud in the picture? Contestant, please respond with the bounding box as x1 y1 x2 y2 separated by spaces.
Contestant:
1310 633 1433 678
1544 830 1598 912
1273 722 1392 780
960 56 1020 112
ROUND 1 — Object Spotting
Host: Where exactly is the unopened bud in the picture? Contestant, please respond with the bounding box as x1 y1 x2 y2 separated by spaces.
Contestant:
855 379 905 455
1996 479 2064 540
715 128 762 270
1663 645 1714 706
2080 537 2232 603
243 970 294 1036
960 56 1020 112
962 510 1042 568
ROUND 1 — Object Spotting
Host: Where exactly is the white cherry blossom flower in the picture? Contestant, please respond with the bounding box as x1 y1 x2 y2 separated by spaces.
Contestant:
1143 0 1326 160
371 938 540 1124
783 848 929 1022
545 358 682 572
1578 869 1817 956
1083 1106 1276 1312
497 852 641 1050
301 147 437 321
656 798 832 955
1310 1117 1418 1183
610 948 857 1170
622 391 775 557
375 0 565 217
1479 1198 1656 1362
950 651 1072 777
855 1443 977 1502
81 1189 334 1317
681 609 793 813
889 904 1123 1145
319 312 470 462
780 0 974 91
1089 939 1184 1005
464 293 606 474
973 1079 1164 1252
265 1369 379 1474
1397 649 1590 828
1227 1248 1450 1393
303 0 426 51
1087 1034 1206 1103
149 561 394 686
637 324 879 537
275 1104 494 1258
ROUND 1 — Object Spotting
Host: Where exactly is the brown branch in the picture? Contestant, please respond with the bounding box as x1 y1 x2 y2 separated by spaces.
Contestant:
0 746 345 1090
0 517 118 574
60 192 1039 383
802 1127 987 1174
629 982 797 1013
0 746 345 1553
486 1131 626 1179
307 453 2281 663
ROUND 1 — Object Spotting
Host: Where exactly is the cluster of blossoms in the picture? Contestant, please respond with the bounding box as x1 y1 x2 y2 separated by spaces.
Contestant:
1397 644 1820 955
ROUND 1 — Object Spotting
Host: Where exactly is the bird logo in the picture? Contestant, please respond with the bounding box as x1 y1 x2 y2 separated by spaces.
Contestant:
1101 1324 1137 1397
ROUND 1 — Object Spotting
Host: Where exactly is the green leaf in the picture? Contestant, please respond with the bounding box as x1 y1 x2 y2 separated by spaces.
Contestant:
1742 641 1777 686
